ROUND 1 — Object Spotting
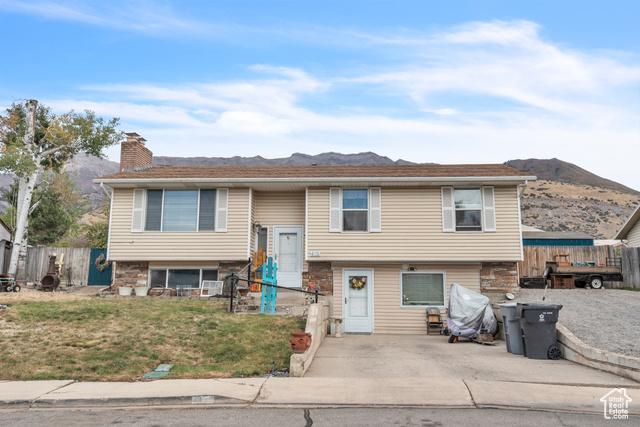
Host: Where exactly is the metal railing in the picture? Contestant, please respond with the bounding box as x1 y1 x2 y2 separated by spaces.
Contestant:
225 273 325 314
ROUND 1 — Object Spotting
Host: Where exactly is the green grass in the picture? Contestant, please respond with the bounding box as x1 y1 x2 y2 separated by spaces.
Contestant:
0 298 305 381
617 287 640 292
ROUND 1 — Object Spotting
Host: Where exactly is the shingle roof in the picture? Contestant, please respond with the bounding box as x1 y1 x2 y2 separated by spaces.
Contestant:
97 164 531 181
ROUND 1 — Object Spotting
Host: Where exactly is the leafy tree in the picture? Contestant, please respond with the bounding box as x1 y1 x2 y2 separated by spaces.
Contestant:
0 100 122 279
1 171 89 246
83 198 110 249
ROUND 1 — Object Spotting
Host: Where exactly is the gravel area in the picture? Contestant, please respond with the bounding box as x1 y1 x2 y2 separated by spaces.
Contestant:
512 288 640 359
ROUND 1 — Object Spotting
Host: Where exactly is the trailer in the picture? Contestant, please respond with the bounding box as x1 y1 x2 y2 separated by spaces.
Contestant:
546 254 623 289
520 254 623 290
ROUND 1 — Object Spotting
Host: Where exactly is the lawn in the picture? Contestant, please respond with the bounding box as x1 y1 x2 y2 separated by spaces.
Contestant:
0 294 305 381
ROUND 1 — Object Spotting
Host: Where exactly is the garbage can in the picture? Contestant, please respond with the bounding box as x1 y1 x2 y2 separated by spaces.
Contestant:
516 303 563 360
499 303 524 355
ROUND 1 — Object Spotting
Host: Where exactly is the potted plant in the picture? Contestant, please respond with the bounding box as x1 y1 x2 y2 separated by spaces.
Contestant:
58 276 67 287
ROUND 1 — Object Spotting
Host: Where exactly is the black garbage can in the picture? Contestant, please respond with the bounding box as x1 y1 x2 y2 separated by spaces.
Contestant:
500 303 524 355
516 303 563 360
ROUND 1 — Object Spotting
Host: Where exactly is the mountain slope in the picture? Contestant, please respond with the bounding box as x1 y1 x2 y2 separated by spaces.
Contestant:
505 158 639 195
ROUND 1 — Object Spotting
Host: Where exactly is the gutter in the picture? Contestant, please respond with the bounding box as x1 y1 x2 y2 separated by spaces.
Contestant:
94 175 538 186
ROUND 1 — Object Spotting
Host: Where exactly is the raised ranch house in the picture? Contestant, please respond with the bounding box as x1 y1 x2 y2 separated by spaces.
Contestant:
94 136 536 334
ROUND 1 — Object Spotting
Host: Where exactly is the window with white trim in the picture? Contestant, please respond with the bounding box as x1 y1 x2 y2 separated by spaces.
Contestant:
130 188 228 232
329 187 381 233
441 186 495 233
149 268 218 289
343 189 368 231
401 272 445 307
454 189 482 232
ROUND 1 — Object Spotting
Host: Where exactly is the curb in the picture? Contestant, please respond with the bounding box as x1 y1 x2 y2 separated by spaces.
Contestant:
557 323 640 382
32 394 252 408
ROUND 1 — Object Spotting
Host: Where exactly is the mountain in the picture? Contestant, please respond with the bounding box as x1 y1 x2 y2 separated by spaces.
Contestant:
153 151 417 167
1 154 638 239
505 158 639 195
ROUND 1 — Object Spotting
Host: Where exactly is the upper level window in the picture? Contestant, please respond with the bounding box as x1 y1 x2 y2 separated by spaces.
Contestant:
343 189 368 232
329 187 381 233
146 190 215 231
454 189 482 232
131 188 227 233
442 186 495 233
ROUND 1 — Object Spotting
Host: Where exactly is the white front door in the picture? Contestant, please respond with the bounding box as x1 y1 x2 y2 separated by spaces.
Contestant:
343 268 373 333
274 226 303 288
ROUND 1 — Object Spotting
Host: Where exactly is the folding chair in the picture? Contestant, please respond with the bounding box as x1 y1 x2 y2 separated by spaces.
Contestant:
426 307 444 335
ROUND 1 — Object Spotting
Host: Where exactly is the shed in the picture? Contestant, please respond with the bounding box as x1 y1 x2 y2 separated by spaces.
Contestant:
0 218 12 274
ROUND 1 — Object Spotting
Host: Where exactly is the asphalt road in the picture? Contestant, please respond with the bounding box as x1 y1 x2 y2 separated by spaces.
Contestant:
0 407 632 426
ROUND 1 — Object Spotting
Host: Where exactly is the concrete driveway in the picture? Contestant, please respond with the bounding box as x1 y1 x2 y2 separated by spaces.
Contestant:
304 334 638 387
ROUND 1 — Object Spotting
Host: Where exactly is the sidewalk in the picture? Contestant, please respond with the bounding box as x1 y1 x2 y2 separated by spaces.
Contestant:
1 377 639 415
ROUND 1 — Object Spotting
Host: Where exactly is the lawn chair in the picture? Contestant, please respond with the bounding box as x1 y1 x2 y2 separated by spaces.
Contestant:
426 307 444 335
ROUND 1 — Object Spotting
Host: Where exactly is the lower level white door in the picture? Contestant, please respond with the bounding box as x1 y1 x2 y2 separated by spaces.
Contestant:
274 226 303 288
343 268 373 333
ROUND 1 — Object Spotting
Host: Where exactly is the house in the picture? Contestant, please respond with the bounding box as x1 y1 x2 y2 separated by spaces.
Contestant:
0 218 12 274
615 204 640 247
522 231 594 246
94 135 536 334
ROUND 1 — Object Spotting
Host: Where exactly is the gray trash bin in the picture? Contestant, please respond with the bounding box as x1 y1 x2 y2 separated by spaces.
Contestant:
516 303 563 360
499 303 524 355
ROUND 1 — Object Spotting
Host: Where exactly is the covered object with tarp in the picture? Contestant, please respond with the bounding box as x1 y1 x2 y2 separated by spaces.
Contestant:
447 284 498 339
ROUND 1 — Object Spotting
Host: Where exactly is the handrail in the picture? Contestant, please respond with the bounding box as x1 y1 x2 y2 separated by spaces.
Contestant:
225 273 325 307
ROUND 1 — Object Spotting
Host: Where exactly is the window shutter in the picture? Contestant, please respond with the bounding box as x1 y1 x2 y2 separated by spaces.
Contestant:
131 189 145 232
329 187 341 232
441 187 454 232
482 186 496 232
369 187 381 232
215 188 229 232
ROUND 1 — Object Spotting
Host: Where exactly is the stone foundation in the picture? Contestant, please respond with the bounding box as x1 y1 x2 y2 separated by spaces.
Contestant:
113 261 149 290
303 262 334 294
480 262 519 297
219 261 251 281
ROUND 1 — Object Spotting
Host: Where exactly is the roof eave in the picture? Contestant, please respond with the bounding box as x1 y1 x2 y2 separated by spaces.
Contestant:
94 175 537 188
615 204 640 239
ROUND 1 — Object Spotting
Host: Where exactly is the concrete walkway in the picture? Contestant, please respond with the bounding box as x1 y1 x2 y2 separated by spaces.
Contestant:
1 335 638 415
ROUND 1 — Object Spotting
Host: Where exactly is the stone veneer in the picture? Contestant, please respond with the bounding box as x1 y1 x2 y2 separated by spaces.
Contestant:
219 261 251 281
113 261 149 290
303 262 334 294
480 262 519 295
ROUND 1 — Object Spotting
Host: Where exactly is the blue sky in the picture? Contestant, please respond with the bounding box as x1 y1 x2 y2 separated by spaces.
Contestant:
1 0 639 190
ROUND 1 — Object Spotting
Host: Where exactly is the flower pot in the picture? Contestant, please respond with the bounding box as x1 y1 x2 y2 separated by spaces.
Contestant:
135 286 149 296
290 331 312 354
119 286 133 296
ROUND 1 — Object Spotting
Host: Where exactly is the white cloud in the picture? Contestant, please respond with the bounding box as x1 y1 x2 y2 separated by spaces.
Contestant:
32 19 640 190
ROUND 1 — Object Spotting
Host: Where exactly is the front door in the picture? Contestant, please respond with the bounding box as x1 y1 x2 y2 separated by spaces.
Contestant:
343 269 373 333
274 226 303 288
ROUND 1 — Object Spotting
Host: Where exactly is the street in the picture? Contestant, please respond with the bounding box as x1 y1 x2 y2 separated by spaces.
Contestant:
0 407 630 426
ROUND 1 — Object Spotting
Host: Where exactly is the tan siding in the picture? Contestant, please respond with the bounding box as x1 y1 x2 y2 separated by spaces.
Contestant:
333 263 481 334
109 188 250 261
628 221 640 247
149 261 219 268
254 191 306 265
307 186 522 261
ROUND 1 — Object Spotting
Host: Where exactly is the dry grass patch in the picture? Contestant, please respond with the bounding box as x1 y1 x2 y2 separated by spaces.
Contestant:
0 295 305 381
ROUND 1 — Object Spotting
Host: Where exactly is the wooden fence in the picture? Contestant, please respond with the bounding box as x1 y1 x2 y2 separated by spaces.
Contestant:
25 247 92 285
519 245 640 289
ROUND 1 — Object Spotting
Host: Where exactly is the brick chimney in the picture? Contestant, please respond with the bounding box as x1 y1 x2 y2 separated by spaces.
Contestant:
120 132 153 172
